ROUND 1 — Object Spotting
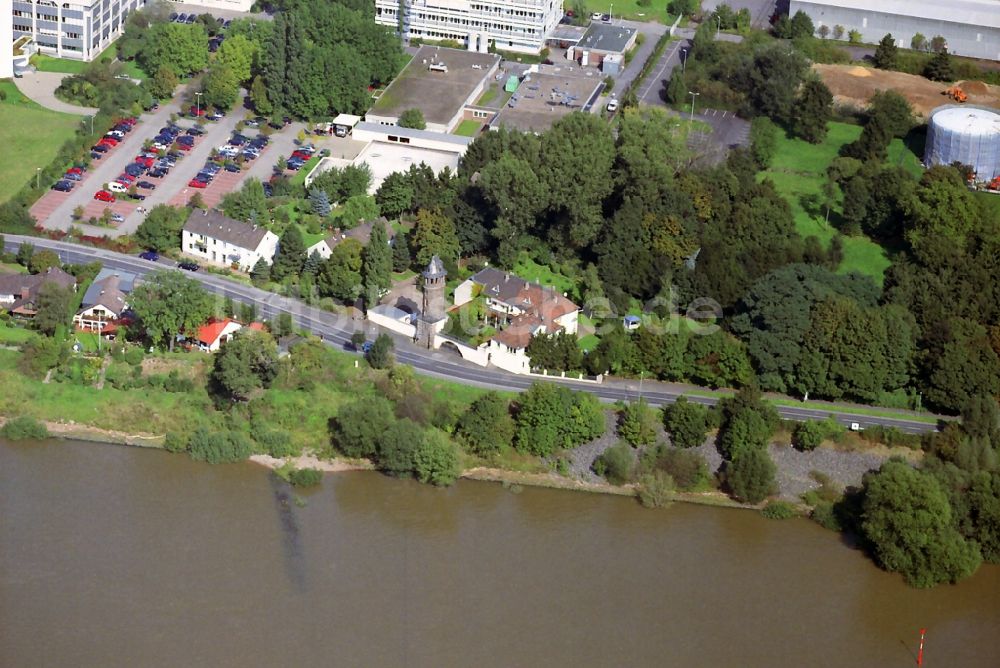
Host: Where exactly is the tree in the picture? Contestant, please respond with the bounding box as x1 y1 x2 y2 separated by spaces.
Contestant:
929 35 948 53
922 318 1000 413
593 441 635 485
216 33 255 83
140 22 209 77
250 257 271 285
817 24 829 39
733 42 809 123
862 460 982 587
832 25 844 40
362 220 392 308
413 429 461 485
842 108 893 161
868 90 916 138
135 205 187 252
250 75 272 116
211 330 279 401
15 242 34 268
663 396 710 448
619 399 658 447
391 232 411 272
317 238 363 302
335 195 379 228
29 250 61 275
456 392 515 456
873 34 899 70
749 116 779 168
514 382 604 457
201 63 240 110
273 312 294 339
130 271 214 351
725 447 777 503
847 29 862 44
398 108 426 130
791 78 833 143
376 419 424 477
331 397 396 458
270 226 307 282
19 336 69 377
788 10 814 39
149 65 179 99
910 33 927 51
366 332 394 369
33 283 74 336
792 420 826 451
376 171 414 219
309 187 331 217
409 209 460 267
924 49 954 82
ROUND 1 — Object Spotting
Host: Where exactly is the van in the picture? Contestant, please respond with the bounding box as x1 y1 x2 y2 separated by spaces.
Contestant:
107 181 128 193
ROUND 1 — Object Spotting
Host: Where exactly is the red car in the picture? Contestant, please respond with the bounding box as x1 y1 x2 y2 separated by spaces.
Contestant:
291 151 312 161
135 156 155 168
116 116 137 126
188 179 207 188
94 190 116 202
189 105 205 117
66 166 84 175
100 136 119 146
177 143 193 151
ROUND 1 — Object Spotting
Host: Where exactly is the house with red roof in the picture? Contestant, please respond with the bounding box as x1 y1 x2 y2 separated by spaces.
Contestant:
194 318 244 352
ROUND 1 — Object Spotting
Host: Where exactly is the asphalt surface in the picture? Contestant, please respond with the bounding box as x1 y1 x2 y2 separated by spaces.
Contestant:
2 235 945 435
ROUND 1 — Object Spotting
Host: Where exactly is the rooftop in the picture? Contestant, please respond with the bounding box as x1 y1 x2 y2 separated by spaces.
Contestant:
576 22 638 54
491 68 603 133
312 218 395 253
931 105 1000 135
196 318 240 346
471 267 579 350
352 139 465 193
80 271 133 314
183 209 272 251
793 0 1000 29
369 46 501 126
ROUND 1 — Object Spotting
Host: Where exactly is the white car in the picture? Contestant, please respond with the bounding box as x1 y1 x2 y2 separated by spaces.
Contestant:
606 99 619 112
591 12 602 19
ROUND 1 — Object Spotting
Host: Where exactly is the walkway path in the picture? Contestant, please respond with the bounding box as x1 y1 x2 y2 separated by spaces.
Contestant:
14 71 98 116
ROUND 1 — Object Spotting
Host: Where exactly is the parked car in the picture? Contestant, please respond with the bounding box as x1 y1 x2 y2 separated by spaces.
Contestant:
52 180 74 192
92 144 109 154
189 105 205 117
125 164 145 177
99 136 119 146
262 183 273 197
90 151 103 160
148 168 168 178
184 14 196 23
188 179 207 188
176 13 188 22
129 193 147 201
66 166 84 175
187 126 206 136
244 118 259 128
139 250 159 261
63 172 82 182
224 163 241 173
606 99 619 112
111 212 125 223
137 180 156 190
94 190 116 202
206 113 223 121
178 260 200 272
106 130 125 139
169 12 178 21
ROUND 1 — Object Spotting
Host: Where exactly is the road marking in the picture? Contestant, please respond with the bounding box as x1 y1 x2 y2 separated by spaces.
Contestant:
638 39 683 103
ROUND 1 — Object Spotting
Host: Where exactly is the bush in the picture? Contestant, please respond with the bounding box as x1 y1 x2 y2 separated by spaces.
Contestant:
163 431 188 453
792 420 825 451
187 428 254 464
651 446 710 491
288 467 323 487
725 447 777 504
592 441 635 485
663 397 710 448
456 392 514 456
637 471 675 508
413 430 461 486
618 399 658 446
761 500 797 519
124 347 145 365
253 427 296 458
810 501 842 531
0 416 50 440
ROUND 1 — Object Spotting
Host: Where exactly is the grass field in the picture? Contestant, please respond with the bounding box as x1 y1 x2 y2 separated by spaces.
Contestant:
512 254 577 296
455 120 482 137
0 88 81 202
762 122 895 281
30 53 90 74
575 0 679 23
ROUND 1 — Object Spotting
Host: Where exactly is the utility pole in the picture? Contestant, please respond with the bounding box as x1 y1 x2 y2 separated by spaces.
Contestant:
688 90 699 122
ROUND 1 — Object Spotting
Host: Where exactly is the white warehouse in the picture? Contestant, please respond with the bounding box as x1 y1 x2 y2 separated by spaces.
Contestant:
790 0 1000 62
375 0 563 54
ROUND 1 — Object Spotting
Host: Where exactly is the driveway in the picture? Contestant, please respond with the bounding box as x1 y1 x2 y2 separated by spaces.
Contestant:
607 19 670 98
14 71 98 115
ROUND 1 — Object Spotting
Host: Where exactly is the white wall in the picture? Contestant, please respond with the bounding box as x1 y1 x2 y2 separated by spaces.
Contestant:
453 279 476 307
368 311 417 338
1 0 13 78
182 229 278 272
486 338 532 374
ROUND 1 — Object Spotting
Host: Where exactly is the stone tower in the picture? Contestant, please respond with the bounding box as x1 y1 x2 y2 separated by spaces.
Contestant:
416 255 447 348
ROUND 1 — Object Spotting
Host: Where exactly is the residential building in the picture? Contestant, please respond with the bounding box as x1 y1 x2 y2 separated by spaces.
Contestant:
454 267 578 374
306 218 395 260
375 0 563 54
789 0 1000 61
193 318 242 352
0 267 76 318
73 268 135 333
181 208 279 272
11 0 147 62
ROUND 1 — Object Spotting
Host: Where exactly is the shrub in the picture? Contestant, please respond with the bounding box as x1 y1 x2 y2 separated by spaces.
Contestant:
288 467 323 487
413 430 461 486
456 392 514 456
187 428 254 464
792 420 825 451
637 471 675 508
725 447 777 504
663 396 710 448
652 446 710 491
1 416 50 440
253 427 296 458
163 431 188 453
592 441 635 485
761 500 797 519
618 399 658 446
123 346 144 365
810 501 842 531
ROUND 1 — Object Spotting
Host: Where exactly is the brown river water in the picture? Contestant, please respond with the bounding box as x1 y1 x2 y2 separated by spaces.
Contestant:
1 438 998 667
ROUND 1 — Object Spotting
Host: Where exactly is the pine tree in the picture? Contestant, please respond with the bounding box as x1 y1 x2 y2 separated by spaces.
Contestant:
873 33 898 70
270 226 307 282
924 50 954 82
363 220 392 308
250 258 270 285
392 231 411 272
303 249 323 276
792 79 833 144
309 187 331 217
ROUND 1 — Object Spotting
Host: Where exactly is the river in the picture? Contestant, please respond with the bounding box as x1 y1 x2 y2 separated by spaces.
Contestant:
1 438 998 667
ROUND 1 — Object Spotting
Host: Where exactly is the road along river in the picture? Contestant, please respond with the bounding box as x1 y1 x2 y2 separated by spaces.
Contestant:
1 438 998 667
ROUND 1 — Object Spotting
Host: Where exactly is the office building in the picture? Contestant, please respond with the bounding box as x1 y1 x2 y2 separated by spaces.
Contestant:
11 0 147 61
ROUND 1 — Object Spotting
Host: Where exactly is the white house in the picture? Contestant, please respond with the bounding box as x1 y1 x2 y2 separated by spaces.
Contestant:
73 269 135 333
454 267 579 374
306 218 395 260
182 209 279 272
193 318 243 352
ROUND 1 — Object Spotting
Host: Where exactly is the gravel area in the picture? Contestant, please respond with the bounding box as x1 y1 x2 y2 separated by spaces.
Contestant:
565 411 620 483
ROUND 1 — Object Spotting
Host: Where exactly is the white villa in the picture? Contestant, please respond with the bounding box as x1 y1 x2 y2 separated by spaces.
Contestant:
182 209 279 272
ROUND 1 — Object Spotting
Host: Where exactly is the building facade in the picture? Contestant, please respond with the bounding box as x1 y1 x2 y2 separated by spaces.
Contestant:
375 0 563 54
790 0 1000 62
182 209 279 272
165 0 254 11
12 0 147 61
2 0 13 77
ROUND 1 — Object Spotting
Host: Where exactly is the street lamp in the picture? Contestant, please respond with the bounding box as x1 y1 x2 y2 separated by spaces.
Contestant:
716 14 721 37
688 90 699 122
35 167 40 189
609 3 613 21
195 91 203 117
681 48 687 73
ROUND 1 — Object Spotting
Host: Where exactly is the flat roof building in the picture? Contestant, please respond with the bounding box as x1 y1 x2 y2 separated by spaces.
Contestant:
375 0 564 55
491 66 603 133
366 46 501 133
567 22 638 69
790 0 1000 61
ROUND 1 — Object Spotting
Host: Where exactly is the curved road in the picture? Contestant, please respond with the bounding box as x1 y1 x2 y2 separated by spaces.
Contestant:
3 234 944 434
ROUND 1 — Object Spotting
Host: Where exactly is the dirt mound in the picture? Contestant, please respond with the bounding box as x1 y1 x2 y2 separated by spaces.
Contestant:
847 66 872 77
960 80 989 95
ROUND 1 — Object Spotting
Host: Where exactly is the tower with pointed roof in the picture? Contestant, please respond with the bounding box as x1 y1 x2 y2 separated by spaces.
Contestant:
416 255 447 348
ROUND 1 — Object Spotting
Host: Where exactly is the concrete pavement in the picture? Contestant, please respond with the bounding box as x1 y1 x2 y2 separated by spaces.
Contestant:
14 71 98 115
1 234 946 435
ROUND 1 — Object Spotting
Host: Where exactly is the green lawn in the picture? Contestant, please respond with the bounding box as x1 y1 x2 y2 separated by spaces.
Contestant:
0 94 81 202
31 53 89 74
0 323 37 346
455 120 482 137
290 156 321 186
512 254 577 295
576 0 678 23
762 122 893 280
298 224 327 249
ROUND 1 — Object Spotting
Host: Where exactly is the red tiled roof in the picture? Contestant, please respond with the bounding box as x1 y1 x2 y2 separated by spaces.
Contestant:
248 322 266 332
197 318 237 345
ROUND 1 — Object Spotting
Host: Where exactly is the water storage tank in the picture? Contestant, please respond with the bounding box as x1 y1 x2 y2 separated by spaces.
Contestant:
925 105 1000 180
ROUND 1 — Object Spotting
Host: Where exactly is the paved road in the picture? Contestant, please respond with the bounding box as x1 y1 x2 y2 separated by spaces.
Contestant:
14 71 98 115
1 234 945 435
